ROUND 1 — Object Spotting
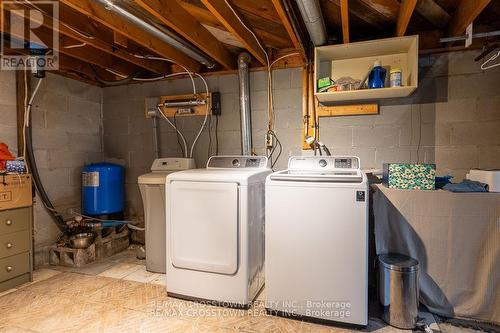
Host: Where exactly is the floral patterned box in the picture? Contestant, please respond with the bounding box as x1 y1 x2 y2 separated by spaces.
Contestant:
382 163 436 190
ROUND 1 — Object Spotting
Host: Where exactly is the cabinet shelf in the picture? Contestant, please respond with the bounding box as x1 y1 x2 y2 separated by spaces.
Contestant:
314 36 419 103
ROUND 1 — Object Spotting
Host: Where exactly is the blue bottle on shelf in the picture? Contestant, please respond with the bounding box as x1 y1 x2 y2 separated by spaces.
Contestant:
368 60 386 89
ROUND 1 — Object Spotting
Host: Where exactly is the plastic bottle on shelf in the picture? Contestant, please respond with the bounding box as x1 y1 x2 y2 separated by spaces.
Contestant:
368 60 386 89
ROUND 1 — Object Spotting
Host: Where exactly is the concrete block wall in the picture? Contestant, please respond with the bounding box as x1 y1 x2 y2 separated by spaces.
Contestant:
319 50 500 179
0 72 103 266
103 49 500 218
0 71 18 155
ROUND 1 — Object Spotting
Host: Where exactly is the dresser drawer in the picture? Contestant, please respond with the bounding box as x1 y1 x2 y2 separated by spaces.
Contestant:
0 208 30 234
0 252 30 282
0 230 30 258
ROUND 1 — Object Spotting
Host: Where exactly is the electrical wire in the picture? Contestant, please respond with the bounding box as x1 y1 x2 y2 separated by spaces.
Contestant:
125 55 210 159
63 42 87 49
267 130 283 170
207 114 212 159
173 111 185 157
188 73 210 158
223 0 269 66
157 105 188 158
133 54 196 94
90 65 145 86
215 115 219 156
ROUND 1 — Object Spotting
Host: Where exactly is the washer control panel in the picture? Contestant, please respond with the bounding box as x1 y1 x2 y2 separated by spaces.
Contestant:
207 156 269 169
334 158 352 169
151 158 196 171
288 156 360 171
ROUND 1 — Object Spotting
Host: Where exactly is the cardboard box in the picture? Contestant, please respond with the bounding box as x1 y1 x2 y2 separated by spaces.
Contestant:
0 174 33 210
383 163 436 190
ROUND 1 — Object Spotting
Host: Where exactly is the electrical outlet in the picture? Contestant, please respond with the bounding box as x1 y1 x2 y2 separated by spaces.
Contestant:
266 133 273 149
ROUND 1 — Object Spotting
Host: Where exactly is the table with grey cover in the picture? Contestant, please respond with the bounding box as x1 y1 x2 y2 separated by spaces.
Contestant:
372 184 499 324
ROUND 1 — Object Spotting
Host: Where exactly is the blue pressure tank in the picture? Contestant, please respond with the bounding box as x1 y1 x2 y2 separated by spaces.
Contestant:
82 163 124 216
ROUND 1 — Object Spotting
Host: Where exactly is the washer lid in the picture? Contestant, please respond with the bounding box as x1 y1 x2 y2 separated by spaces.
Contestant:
138 172 172 185
378 254 419 272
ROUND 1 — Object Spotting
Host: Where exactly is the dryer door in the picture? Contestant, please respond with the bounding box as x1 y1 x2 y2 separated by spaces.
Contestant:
169 181 239 275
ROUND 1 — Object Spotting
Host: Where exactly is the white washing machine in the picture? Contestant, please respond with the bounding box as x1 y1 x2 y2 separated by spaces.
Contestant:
166 156 271 307
138 157 196 273
265 156 368 326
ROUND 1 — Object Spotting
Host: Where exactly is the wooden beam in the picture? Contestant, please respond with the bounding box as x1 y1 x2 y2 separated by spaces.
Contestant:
59 0 201 71
448 0 492 36
201 0 268 65
396 0 417 36
415 0 450 29
180 1 290 49
2 11 141 76
357 0 400 21
317 103 379 117
340 0 349 43
3 46 103 86
270 0 305 59
113 31 128 48
133 0 234 70
13 2 167 74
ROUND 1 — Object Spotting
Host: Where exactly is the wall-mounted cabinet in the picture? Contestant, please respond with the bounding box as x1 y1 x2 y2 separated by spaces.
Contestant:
314 35 418 103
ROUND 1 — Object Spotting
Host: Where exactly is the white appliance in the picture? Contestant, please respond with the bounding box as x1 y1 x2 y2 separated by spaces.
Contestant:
466 169 500 192
166 156 271 307
138 158 196 273
265 156 368 326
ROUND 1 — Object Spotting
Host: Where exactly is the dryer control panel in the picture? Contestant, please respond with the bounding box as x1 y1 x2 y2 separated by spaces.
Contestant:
207 156 269 169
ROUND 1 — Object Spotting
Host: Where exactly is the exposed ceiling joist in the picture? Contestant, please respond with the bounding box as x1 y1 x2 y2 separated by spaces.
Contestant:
11 2 168 74
0 11 140 77
60 0 201 72
3 47 103 85
415 0 451 29
340 0 349 43
179 1 290 49
270 0 305 58
448 0 492 36
357 0 399 21
231 0 281 22
133 0 234 70
113 31 129 48
396 0 417 36
201 0 268 65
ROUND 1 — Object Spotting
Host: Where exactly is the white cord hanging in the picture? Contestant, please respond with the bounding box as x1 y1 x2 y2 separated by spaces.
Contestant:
481 50 500 70
156 105 188 158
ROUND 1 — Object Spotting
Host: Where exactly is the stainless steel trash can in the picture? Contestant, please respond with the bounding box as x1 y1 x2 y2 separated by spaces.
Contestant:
378 254 419 329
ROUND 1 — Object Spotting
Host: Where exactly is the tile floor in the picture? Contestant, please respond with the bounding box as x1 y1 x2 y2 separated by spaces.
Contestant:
0 248 483 333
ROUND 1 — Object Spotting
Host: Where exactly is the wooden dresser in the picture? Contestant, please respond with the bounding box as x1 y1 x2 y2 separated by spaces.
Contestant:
0 174 33 292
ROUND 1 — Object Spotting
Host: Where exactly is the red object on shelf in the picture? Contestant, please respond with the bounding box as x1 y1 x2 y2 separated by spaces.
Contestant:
0 143 15 171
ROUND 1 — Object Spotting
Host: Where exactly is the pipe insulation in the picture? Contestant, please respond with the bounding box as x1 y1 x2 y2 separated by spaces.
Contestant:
294 0 327 46
238 53 253 156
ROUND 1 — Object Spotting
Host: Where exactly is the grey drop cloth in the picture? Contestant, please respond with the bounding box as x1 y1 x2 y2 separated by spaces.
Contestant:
372 184 500 324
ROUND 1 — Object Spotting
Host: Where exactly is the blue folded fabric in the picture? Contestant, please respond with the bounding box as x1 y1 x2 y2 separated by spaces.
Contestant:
443 179 488 192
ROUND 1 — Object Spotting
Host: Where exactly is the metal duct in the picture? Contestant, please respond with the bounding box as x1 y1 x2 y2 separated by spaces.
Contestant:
294 0 327 46
238 53 253 156
97 0 216 68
